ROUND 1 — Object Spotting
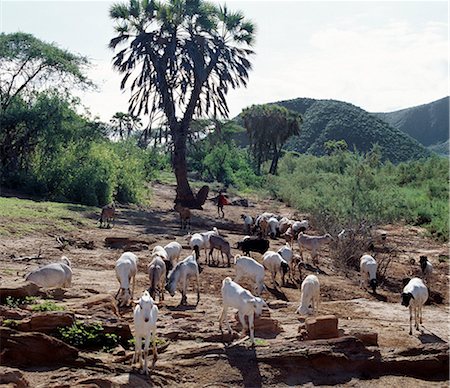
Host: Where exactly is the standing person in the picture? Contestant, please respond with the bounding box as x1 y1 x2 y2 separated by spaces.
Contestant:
217 191 228 218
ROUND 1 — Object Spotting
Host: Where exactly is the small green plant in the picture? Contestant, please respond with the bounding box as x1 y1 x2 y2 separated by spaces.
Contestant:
30 301 65 312
3 296 37 308
58 321 119 351
253 338 269 347
3 319 20 328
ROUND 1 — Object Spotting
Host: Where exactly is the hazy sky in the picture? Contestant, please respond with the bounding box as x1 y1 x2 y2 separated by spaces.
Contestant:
1 1 448 123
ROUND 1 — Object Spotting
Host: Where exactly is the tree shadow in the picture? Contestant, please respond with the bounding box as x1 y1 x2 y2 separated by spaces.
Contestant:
224 345 262 388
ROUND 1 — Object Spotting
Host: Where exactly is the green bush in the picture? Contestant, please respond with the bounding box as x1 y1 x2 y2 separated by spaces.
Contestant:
58 321 119 351
30 301 65 312
269 151 448 241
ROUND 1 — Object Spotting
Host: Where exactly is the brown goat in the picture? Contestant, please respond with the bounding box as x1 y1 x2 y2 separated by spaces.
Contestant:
174 203 191 231
99 203 115 228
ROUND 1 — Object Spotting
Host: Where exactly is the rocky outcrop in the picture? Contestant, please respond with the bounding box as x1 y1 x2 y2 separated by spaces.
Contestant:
11 312 75 334
0 282 47 303
0 327 78 367
0 367 29 388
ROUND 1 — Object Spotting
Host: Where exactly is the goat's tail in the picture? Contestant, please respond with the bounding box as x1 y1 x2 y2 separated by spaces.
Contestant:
234 254 241 265
223 277 232 285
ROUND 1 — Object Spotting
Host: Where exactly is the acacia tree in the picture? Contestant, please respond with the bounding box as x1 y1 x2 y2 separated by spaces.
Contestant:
0 32 93 177
241 104 302 174
0 32 92 112
109 0 255 207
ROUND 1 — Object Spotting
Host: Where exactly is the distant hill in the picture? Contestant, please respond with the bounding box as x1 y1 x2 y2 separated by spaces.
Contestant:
428 140 449 156
238 98 430 163
374 97 449 147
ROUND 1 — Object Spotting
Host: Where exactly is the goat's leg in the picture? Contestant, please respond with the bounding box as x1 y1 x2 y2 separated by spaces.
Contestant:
238 311 247 338
248 312 255 346
133 336 142 368
415 307 420 331
143 336 150 375
196 274 200 305
219 306 229 332
409 305 413 335
131 275 136 300
151 329 158 367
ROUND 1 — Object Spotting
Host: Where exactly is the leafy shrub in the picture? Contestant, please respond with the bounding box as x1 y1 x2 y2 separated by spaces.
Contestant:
58 321 119 351
270 151 448 241
3 296 37 308
30 301 65 312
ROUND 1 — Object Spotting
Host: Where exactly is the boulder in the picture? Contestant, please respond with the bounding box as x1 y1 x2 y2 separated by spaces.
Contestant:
102 321 133 345
349 330 379 346
13 312 75 334
0 327 78 367
78 294 119 318
0 306 30 321
234 309 283 338
0 367 29 388
0 282 47 303
305 315 339 340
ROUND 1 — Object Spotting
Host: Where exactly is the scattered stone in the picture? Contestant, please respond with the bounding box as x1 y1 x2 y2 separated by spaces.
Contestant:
0 327 78 367
305 315 339 340
349 330 379 346
79 294 119 318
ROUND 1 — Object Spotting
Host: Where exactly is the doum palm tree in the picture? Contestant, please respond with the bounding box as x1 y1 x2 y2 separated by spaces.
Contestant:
109 0 255 207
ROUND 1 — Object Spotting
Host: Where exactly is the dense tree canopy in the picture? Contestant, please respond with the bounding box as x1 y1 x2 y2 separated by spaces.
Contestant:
109 0 255 207
0 32 92 111
241 104 302 174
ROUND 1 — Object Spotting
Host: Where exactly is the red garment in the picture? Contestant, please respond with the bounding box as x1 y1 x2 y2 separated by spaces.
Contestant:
218 194 228 206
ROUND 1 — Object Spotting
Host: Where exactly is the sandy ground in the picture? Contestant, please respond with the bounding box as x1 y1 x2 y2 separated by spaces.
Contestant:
0 182 449 387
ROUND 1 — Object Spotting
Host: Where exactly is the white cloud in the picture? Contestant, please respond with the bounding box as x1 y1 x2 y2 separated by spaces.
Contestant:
226 19 448 115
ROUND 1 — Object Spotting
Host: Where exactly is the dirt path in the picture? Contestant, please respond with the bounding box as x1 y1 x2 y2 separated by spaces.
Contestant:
0 182 448 387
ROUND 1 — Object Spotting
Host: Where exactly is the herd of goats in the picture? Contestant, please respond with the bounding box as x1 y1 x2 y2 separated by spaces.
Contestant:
20 206 435 375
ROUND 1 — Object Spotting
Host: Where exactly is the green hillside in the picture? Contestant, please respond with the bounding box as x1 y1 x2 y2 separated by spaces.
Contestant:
374 97 449 147
428 140 449 157
277 98 430 163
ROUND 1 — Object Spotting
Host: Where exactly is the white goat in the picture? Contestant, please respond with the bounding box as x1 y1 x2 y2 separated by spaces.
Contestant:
132 290 158 375
277 243 295 280
25 256 72 289
296 275 320 315
188 233 205 259
401 277 428 335
115 252 138 307
297 232 333 264
263 251 290 287
360 254 378 293
419 255 433 284
152 245 168 261
234 255 266 296
164 241 182 266
166 253 200 305
148 254 166 302
219 277 267 345
241 214 254 234
267 217 280 239
292 220 309 234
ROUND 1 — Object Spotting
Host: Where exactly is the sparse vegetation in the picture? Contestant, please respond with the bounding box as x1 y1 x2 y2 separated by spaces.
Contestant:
3 296 37 308
58 321 119 351
30 301 65 312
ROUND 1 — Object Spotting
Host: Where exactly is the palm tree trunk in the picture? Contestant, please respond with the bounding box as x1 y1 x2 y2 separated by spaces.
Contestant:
172 128 197 207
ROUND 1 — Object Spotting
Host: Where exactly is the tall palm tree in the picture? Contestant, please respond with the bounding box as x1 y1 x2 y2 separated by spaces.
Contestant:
109 0 255 208
242 104 302 174
110 112 142 140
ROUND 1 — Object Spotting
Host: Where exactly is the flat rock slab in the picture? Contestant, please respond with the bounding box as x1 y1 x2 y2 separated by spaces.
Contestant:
0 282 47 303
0 327 78 367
